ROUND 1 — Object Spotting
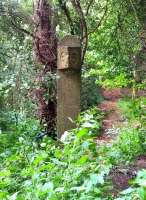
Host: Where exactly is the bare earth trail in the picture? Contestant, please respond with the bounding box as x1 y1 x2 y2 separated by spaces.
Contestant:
96 88 146 145
96 88 146 194
96 88 125 145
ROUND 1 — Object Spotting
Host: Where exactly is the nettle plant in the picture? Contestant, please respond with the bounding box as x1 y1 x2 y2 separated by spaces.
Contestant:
0 97 145 199
76 107 104 136
0 107 112 200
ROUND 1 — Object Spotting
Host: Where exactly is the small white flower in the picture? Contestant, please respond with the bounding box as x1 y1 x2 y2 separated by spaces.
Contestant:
60 131 69 142
19 137 24 143
40 143 46 147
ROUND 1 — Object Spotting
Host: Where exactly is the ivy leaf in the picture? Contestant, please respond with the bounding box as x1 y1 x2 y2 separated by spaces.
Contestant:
8 192 19 200
90 173 105 185
77 155 88 165
42 182 54 191
77 128 88 138
90 173 100 185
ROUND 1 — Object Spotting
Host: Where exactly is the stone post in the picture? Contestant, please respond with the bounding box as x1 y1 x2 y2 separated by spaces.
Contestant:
57 36 81 138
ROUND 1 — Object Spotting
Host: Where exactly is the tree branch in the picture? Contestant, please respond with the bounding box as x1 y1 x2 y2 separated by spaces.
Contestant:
58 0 75 35
85 0 94 16
71 0 88 64
10 19 33 37
87 3 108 37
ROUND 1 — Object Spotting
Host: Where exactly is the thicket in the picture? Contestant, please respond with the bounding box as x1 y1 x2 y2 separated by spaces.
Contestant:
0 0 146 199
0 98 145 199
0 0 145 130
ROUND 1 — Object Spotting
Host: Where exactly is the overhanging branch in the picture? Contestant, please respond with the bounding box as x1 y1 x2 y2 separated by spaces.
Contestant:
71 0 88 64
87 3 108 37
85 0 95 16
10 19 33 37
58 0 75 35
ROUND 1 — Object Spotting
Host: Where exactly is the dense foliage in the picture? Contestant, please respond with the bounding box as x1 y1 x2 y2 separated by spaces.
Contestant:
0 0 145 119
0 98 145 199
0 0 146 199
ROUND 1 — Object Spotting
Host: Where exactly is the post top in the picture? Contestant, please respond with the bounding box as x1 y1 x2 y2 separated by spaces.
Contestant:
58 35 81 47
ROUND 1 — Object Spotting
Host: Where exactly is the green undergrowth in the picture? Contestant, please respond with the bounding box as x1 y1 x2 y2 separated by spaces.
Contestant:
0 97 146 200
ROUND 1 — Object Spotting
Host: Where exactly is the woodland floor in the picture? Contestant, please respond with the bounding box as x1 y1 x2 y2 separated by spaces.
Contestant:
96 88 146 194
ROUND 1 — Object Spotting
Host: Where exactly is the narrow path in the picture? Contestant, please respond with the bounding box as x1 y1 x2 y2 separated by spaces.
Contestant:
96 89 124 145
96 88 146 194
96 88 146 145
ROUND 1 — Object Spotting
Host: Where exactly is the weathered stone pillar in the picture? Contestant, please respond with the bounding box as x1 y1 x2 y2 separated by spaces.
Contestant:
57 36 81 138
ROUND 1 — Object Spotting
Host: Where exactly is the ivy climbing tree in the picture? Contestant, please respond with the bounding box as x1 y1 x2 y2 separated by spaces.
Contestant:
0 0 145 135
32 0 57 136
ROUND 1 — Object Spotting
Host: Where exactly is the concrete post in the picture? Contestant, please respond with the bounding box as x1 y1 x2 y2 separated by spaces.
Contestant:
57 36 81 138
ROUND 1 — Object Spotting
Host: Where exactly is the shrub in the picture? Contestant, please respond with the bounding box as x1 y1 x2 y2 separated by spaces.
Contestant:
81 75 104 110
0 107 112 200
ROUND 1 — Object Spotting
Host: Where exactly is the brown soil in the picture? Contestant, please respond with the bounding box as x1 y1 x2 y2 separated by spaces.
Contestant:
101 88 146 100
109 155 146 194
96 89 124 145
96 88 146 193
96 88 146 144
